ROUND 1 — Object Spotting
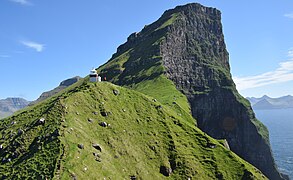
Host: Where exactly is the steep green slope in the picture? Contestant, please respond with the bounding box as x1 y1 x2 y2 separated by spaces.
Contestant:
0 79 85 179
97 3 284 179
0 80 267 179
96 19 193 124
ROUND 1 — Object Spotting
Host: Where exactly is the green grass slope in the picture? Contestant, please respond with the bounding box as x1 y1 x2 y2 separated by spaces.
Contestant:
96 13 194 125
0 80 267 179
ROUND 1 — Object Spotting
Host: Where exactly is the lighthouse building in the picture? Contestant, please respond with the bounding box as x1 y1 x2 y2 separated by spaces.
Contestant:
90 69 98 82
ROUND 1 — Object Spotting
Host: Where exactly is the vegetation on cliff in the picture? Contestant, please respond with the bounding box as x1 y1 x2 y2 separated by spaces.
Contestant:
97 3 282 179
0 80 267 179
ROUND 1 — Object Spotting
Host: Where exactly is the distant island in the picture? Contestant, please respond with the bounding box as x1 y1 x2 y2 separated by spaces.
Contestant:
247 95 293 110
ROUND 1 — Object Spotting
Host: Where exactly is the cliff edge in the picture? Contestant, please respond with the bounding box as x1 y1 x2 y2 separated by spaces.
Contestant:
99 3 285 179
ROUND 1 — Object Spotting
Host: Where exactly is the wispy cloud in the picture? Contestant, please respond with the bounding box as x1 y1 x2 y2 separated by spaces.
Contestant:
284 13 293 19
21 40 45 52
234 49 293 90
10 0 32 5
0 55 11 58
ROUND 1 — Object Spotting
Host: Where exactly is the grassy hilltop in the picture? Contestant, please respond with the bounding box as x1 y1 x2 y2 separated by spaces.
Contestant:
0 80 266 179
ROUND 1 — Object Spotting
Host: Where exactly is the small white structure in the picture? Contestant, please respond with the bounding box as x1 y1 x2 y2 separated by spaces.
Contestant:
90 69 98 82
98 76 102 82
39 118 45 124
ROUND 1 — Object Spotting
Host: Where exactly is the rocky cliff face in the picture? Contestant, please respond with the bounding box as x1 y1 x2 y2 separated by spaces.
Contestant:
98 3 285 180
160 4 283 180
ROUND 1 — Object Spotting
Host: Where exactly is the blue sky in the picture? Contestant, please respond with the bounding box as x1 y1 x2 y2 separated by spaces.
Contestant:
0 0 293 100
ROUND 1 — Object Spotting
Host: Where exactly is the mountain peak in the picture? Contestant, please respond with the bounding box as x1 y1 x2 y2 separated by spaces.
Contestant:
59 76 81 86
98 3 283 179
261 95 270 99
164 3 221 17
0 97 30 119
29 76 82 106
248 95 293 110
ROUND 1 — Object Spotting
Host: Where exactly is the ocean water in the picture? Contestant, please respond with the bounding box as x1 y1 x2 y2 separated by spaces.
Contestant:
254 108 293 179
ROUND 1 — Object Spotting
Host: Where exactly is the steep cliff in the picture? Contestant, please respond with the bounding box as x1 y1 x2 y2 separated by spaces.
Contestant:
98 3 284 179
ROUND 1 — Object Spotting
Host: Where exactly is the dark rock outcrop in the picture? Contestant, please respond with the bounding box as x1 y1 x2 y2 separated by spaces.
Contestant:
160 165 172 176
159 3 283 179
78 144 84 149
92 144 102 152
99 122 108 127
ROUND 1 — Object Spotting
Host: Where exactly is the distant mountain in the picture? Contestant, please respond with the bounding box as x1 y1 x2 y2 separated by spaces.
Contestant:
0 76 81 119
29 76 82 105
0 98 30 119
247 95 293 109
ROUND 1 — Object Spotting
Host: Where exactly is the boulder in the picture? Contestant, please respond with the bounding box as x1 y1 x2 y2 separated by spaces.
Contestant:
37 118 45 125
95 157 101 162
12 151 19 158
93 152 100 158
207 142 216 149
53 129 60 136
113 89 120 96
130 175 137 180
100 111 108 117
78 144 84 149
18 129 24 135
99 122 107 127
156 105 163 110
92 143 102 152
160 165 172 176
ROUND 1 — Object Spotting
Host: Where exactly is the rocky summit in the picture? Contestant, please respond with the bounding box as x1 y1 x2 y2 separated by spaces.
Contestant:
99 3 286 180
0 3 287 180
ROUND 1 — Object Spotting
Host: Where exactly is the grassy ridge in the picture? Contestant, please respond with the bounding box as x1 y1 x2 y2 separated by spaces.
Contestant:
0 80 267 179
58 81 266 179
0 91 64 179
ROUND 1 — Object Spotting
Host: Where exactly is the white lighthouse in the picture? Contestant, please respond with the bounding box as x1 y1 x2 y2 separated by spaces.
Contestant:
89 68 98 82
